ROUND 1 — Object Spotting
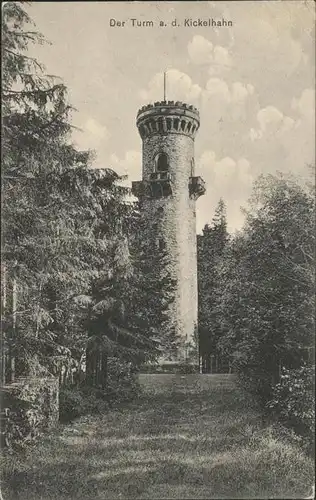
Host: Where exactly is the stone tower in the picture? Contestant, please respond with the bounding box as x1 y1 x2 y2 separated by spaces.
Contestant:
132 100 205 365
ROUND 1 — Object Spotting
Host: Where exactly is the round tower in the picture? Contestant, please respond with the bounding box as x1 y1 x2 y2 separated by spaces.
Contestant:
132 101 205 365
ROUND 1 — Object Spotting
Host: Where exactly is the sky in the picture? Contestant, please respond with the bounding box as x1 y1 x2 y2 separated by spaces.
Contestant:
27 1 315 233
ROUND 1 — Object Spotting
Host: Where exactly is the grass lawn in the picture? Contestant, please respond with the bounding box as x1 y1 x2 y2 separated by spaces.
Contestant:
1 374 314 499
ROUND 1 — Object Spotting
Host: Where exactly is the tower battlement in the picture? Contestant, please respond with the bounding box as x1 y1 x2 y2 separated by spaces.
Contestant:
137 101 199 115
136 101 200 140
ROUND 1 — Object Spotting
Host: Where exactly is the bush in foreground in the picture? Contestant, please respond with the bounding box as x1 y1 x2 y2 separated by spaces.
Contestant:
267 365 315 444
59 359 140 422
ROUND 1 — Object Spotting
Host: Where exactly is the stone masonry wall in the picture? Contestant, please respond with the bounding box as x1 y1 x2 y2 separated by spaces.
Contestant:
142 133 198 362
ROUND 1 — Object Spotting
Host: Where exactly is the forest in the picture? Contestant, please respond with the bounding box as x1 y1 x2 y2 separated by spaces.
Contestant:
1 2 315 456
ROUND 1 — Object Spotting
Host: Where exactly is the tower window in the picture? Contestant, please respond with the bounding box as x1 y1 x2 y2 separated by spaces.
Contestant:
158 118 164 132
139 125 145 138
156 153 169 172
181 120 186 131
156 238 165 252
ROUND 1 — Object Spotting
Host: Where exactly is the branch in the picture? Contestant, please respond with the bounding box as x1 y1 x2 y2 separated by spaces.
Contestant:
6 30 45 39
3 48 44 71
3 83 66 98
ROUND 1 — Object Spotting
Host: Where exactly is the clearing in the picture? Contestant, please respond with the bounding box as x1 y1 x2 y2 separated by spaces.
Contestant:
1 374 313 499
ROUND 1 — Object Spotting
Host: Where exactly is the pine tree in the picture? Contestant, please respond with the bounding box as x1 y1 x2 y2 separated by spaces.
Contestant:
1 2 134 385
198 199 229 373
124 208 178 367
2 2 75 381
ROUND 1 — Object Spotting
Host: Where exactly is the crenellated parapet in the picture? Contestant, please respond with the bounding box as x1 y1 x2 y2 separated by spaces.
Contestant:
136 101 200 140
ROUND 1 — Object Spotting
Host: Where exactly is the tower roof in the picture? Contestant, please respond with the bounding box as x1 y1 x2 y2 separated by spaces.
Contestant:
136 101 200 140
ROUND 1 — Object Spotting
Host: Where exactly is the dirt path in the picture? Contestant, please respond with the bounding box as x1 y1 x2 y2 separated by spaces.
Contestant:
2 374 313 499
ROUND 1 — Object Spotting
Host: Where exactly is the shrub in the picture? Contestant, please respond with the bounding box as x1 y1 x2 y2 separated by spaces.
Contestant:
106 358 140 401
59 386 109 422
0 397 42 450
59 358 141 422
267 365 315 441
1 377 59 451
178 361 199 374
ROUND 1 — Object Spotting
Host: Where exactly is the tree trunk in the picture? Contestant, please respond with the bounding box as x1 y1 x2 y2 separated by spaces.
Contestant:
86 347 94 386
95 350 101 387
1 263 7 384
100 352 108 389
8 272 17 383
35 276 44 339
199 356 203 374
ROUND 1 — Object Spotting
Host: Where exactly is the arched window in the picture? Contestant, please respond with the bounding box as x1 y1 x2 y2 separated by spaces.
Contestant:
155 237 165 252
155 153 169 172
157 118 164 132
139 125 145 138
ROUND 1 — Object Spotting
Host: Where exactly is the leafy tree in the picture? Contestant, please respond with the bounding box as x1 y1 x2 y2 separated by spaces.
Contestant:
217 173 315 402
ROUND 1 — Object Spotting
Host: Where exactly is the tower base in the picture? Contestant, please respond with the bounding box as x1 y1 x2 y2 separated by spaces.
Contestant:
139 361 199 374
140 342 199 374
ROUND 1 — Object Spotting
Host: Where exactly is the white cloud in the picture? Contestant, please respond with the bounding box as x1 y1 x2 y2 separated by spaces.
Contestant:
257 106 284 132
204 79 254 105
109 150 142 186
231 82 254 103
188 35 213 65
196 151 253 232
199 150 216 169
84 118 108 140
250 106 295 141
187 35 232 76
246 95 314 180
209 46 233 75
72 117 109 151
204 78 230 103
108 151 142 202
230 11 304 79
201 79 255 127
291 88 315 121
139 69 201 104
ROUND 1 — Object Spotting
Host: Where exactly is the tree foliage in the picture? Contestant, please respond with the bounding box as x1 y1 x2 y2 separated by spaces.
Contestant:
198 198 229 372
123 208 178 365
197 172 314 439
1 2 153 386
217 173 315 401
2 3 177 391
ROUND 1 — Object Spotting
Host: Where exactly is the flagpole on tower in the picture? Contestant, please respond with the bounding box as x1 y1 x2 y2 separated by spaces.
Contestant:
164 71 166 101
